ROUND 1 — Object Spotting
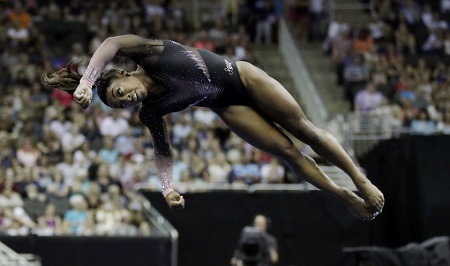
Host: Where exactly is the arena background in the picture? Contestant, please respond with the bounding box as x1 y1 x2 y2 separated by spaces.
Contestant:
0 0 450 266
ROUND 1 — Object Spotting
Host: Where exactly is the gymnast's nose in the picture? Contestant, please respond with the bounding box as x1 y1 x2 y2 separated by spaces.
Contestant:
126 92 132 101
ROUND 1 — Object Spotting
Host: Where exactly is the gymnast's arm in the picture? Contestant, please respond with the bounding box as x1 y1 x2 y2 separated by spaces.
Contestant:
73 34 161 107
80 34 155 87
140 113 185 209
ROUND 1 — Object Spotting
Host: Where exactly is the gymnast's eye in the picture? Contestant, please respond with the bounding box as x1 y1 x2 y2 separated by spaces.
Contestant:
118 88 123 96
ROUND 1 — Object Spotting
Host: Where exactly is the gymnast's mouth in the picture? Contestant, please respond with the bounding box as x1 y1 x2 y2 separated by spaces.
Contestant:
133 91 138 102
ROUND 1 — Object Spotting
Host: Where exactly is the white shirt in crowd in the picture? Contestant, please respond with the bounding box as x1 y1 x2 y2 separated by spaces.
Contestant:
193 108 217 126
99 116 129 138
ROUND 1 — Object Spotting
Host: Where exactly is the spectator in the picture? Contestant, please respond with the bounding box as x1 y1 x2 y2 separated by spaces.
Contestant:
354 82 387 112
395 22 416 55
231 214 278 266
308 0 325 42
171 114 193 146
352 28 374 55
442 0 450 14
229 154 261 185
36 203 62 235
173 150 190 184
421 4 434 29
193 107 218 126
99 109 129 138
85 182 102 210
207 153 232 183
73 142 96 169
99 136 119 165
95 200 125 236
399 97 419 127
253 0 276 45
422 28 446 54
80 115 102 143
46 169 70 201
189 154 207 179
137 221 152 236
425 11 448 33
63 194 88 234
6 20 29 45
0 134 15 169
260 158 285 184
343 54 370 109
399 0 421 26
368 13 386 43
114 129 135 156
410 108 437 134
0 184 36 231
95 163 119 193
61 124 86 153
16 138 41 169
56 152 78 185
49 112 72 139
143 0 166 24
286 0 310 43
323 14 349 53
332 29 353 81
110 155 135 189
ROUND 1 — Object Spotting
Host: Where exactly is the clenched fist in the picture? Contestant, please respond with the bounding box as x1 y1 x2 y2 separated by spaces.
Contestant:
73 83 93 109
165 191 185 209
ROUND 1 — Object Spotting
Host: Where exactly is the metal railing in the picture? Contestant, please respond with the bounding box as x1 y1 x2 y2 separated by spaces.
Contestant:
328 0 374 22
134 163 360 195
345 110 412 158
279 18 328 124
189 0 231 25
0 242 40 266
137 194 178 266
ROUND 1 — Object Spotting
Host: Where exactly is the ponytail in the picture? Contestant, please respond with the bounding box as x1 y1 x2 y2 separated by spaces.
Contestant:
41 57 86 94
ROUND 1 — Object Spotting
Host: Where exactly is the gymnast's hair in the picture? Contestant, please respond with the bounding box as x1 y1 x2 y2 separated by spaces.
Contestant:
41 56 122 107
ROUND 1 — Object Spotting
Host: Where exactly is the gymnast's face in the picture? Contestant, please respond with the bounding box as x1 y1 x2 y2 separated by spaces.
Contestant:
105 73 149 108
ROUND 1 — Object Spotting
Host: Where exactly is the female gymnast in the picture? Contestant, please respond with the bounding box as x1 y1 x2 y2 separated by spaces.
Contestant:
42 35 384 220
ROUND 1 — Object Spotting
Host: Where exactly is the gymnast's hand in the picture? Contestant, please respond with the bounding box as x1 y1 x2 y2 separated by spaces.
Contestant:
74 83 93 109
165 191 185 209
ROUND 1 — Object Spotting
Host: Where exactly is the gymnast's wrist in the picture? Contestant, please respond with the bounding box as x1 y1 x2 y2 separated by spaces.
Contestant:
162 188 174 198
79 77 95 89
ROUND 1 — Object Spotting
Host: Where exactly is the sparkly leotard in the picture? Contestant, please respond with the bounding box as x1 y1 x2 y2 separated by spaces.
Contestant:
79 35 252 197
139 40 251 116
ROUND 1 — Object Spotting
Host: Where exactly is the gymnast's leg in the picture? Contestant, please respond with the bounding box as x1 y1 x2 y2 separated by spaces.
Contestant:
236 61 384 213
212 105 375 220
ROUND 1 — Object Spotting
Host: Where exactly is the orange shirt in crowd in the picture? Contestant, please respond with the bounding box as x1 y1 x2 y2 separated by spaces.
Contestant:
9 11 32 29
352 36 374 54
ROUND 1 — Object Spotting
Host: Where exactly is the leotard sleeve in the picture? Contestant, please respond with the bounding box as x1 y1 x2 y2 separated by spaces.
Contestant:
79 35 148 88
139 112 174 197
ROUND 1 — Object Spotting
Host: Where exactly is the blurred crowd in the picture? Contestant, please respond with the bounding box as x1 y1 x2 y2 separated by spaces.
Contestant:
0 0 292 237
315 0 450 134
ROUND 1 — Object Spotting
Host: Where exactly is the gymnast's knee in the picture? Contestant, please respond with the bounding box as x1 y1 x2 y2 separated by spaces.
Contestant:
275 142 301 162
297 119 322 146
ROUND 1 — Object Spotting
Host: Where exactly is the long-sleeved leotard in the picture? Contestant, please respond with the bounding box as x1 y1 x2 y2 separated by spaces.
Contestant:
80 35 252 196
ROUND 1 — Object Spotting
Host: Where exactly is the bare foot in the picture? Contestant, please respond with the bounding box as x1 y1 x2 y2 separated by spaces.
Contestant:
357 181 385 213
339 188 377 220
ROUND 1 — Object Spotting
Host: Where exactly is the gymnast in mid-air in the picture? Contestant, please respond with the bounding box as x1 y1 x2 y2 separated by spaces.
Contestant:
42 35 384 220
